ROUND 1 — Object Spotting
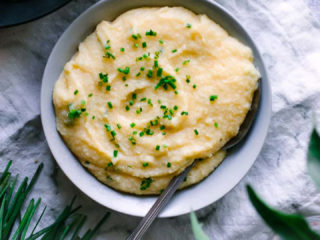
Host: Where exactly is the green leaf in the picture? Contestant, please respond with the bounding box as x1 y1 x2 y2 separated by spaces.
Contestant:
307 128 320 188
247 185 320 240
190 212 209 240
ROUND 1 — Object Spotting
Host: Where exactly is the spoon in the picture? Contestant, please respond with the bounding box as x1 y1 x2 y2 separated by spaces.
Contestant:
127 81 261 240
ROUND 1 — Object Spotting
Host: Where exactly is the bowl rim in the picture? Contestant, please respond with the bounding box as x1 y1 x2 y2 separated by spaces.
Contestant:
41 0 272 218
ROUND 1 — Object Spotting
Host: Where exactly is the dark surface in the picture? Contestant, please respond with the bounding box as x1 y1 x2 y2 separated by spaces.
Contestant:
0 0 72 28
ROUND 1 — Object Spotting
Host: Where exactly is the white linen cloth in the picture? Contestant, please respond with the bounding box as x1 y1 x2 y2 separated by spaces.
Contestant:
0 0 320 239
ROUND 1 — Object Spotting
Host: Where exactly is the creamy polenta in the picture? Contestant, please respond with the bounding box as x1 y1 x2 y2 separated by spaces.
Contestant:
53 7 260 195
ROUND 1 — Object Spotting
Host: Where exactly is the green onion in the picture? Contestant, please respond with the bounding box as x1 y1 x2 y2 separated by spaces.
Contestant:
183 59 190 65
140 177 152 190
113 150 118 157
104 124 111 131
107 102 113 109
157 68 163 77
142 162 149 167
210 95 218 101
147 69 153 78
111 130 116 137
181 111 188 116
146 29 157 36
99 72 108 82
104 51 115 59
117 66 130 75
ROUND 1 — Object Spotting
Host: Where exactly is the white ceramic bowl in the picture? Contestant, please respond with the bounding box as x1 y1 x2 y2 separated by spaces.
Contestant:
41 0 271 217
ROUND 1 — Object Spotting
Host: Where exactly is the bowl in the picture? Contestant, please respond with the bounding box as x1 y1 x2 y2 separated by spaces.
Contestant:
41 0 271 218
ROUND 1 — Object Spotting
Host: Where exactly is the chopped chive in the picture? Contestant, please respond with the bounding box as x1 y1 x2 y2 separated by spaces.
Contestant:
147 99 153 107
133 131 138 135
181 111 188 116
92 115 95 120
99 72 108 83
157 68 163 77
104 51 115 59
172 49 177 53
162 132 166 135
186 23 192 28
81 100 86 105
183 59 190 65
142 42 147 48
113 150 118 157
136 72 141 77
140 67 145 71
106 85 111 91
117 123 121 129
210 95 218 101
160 125 165 130
173 105 178 111
159 39 164 44
132 93 137 100
146 29 157 36
128 136 136 145
147 69 153 78
174 90 178 95
74 89 79 95
186 75 191 83
111 130 116 137
88 93 93 97
131 34 139 40
125 105 130 111
214 122 219 128
140 177 153 190
120 47 125 52
107 102 113 109
154 60 158 68
104 124 111 131
125 84 128 87
167 162 171 168
136 107 142 114
130 123 136 128
140 97 147 102
122 76 127 81
139 131 144 137
194 129 199 135
155 145 160 151
117 67 130 75
142 162 149 167
175 68 180 72
157 99 161 104
129 100 134 106
192 84 197 89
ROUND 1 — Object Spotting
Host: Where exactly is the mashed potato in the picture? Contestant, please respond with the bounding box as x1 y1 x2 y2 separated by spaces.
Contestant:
53 7 260 195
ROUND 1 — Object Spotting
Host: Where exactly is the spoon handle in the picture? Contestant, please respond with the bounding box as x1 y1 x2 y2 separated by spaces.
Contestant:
126 160 198 240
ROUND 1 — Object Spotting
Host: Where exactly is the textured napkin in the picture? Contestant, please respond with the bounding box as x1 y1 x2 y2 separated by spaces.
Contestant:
0 0 320 239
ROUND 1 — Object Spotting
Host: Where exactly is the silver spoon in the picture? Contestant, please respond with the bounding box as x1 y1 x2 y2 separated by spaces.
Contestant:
127 81 261 240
